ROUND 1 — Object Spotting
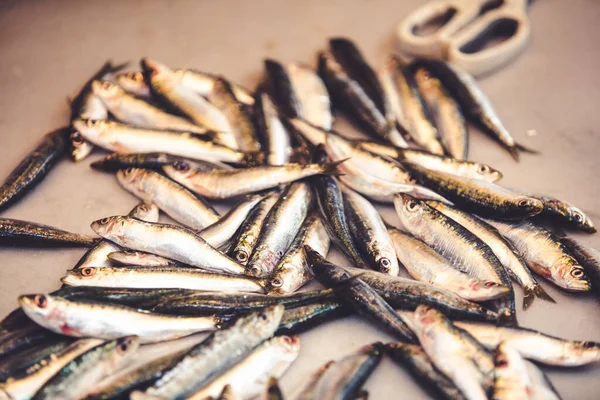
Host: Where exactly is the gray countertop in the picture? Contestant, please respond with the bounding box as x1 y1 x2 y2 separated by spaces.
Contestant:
1 0 600 398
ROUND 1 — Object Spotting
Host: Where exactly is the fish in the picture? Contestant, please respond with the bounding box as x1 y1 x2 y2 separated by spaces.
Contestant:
454 321 600 367
73 119 247 163
561 237 600 298
69 61 127 161
492 342 561 400
74 201 159 270
0 338 73 382
176 69 254 105
286 63 333 130
291 360 336 400
0 127 68 213
130 306 284 399
428 201 554 309
216 385 240 400
288 118 328 146
306 247 416 343
318 51 407 148
61 266 265 293
385 342 467 400
0 338 103 400
115 71 153 99
388 227 510 302
412 59 536 161
378 60 409 134
486 219 591 292
229 193 280 265
405 164 543 220
408 306 494 400
208 77 260 152
162 159 342 199
53 286 190 309
246 182 313 277
0 327 60 365
0 218 97 247
343 188 399 275
19 294 218 343
270 213 331 294
91 80 206 133
264 59 303 119
266 377 285 400
340 265 499 322
275 301 349 336
107 250 179 267
534 195 597 233
91 152 229 173
185 336 300 400
31 336 139 400
394 194 516 325
151 289 333 316
254 90 292 165
90 216 246 275
117 168 219 230
309 342 383 400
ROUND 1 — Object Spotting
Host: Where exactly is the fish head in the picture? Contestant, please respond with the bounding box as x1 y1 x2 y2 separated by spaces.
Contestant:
569 207 597 233
413 305 445 334
140 58 177 90
92 80 124 102
473 163 503 182
90 216 124 239
464 278 510 301
72 118 106 142
558 261 591 292
393 194 428 231
571 341 600 362
130 201 159 221
115 72 146 90
18 294 67 331
240 305 285 337
233 241 253 265
372 245 399 276
61 267 102 286
275 335 301 358
162 161 195 182
117 168 146 190
107 336 140 368
516 196 544 216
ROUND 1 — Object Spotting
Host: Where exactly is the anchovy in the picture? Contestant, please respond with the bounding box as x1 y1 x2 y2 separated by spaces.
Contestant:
163 159 342 199
70 61 127 161
0 218 97 247
73 119 246 163
428 201 554 309
287 63 333 130
186 336 300 400
275 301 349 336
0 127 68 213
454 321 600 367
115 71 153 99
306 248 416 342
130 306 284 399
264 59 303 118
255 90 292 165
91 80 206 133
388 227 510 302
246 182 313 277
406 164 543 220
534 195 597 233
177 69 254 105
385 342 467 400
412 59 536 161
229 193 280 265
90 216 246 275
486 219 591 292
117 168 219 230
270 213 331 294
0 338 103 400
394 194 516 324
31 336 139 400
61 266 265 293
561 237 600 298
343 188 399 275
407 306 494 400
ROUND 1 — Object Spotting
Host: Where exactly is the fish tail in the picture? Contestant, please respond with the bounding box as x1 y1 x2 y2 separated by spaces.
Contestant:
507 146 520 161
243 151 265 166
533 283 556 304
522 286 536 310
107 60 130 74
515 142 539 154
320 158 349 176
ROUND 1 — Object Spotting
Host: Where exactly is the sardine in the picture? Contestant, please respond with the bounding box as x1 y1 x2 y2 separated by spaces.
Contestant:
90 152 228 172
378 60 409 134
90 216 246 275
561 237 600 298
406 164 543 220
255 90 292 165
306 248 416 343
74 119 246 163
177 69 254 105
0 339 72 382
19 294 217 343
394 194 516 324
186 335 300 400
70 61 126 161
230 193 280 265
486 219 590 292
107 250 179 267
0 127 68 213
413 59 536 161
428 201 554 309
91 80 206 133
408 306 494 400
265 59 302 119
62 266 264 293
115 71 153 99
287 63 333 130
246 182 312 277
276 301 349 336
163 160 341 199
31 336 139 400
454 321 600 367
131 306 284 399
53 286 190 309
385 342 467 400
413 67 468 159
388 227 509 302
0 218 97 247
0 327 59 364
270 213 331 294
117 168 219 230
343 188 399 275
534 195 597 233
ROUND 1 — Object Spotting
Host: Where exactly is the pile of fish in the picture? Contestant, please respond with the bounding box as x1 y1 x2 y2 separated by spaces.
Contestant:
1 36 599 400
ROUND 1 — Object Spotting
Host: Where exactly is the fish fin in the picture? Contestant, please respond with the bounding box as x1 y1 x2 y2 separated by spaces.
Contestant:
507 146 520 162
354 390 369 400
515 142 539 154
522 286 536 310
242 151 265 166
532 283 556 304
107 61 129 74
321 158 349 176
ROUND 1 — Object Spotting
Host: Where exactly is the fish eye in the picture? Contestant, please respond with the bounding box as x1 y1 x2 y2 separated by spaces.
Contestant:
124 168 134 175
235 251 249 263
379 258 391 272
173 162 190 172
118 341 130 353
71 133 84 144
484 281 497 288
571 268 585 279
258 311 268 321
518 199 531 208
250 266 260 276
406 200 420 212
101 81 112 90
495 357 509 368
81 267 96 277
477 164 489 174
573 212 583 223
34 295 48 308
271 277 283 288
99 218 111 225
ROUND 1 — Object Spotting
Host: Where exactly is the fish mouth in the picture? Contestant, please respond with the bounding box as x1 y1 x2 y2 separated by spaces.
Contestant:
140 58 162 78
